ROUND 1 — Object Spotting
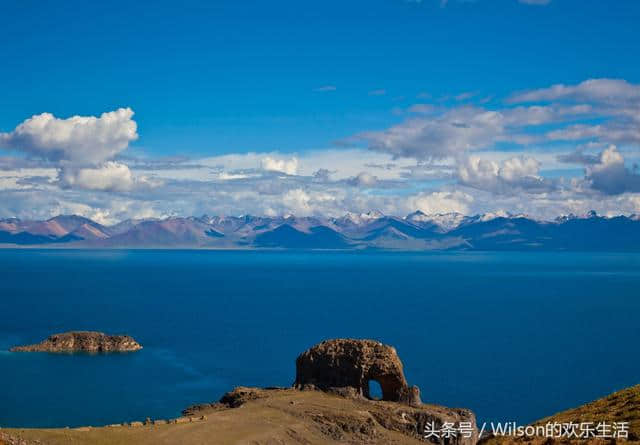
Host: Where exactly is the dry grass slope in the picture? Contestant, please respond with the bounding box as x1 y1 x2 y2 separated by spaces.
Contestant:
482 384 640 445
1 389 433 445
5 384 640 445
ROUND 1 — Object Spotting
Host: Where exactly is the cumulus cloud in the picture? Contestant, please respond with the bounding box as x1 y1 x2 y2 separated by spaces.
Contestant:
361 106 506 160
278 188 339 216
260 156 299 175
0 108 149 193
281 189 312 215
57 162 161 192
58 162 135 192
407 190 474 215
457 155 553 194
347 172 378 187
0 108 138 163
312 168 333 182
585 145 640 195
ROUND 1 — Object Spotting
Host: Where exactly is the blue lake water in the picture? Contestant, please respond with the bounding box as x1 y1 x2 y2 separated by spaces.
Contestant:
0 249 639 428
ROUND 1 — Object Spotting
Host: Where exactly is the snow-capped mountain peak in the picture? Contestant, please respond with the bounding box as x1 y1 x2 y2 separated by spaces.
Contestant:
337 210 385 226
405 211 467 231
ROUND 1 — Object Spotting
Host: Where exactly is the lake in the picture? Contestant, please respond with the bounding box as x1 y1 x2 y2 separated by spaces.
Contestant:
0 249 638 428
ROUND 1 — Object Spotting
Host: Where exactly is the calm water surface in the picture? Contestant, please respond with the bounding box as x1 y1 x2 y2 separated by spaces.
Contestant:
0 250 639 427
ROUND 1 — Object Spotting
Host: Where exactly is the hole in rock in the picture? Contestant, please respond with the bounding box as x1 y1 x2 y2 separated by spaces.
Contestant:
368 380 383 400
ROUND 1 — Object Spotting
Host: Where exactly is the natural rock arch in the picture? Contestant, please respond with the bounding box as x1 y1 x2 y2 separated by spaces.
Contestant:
293 339 422 406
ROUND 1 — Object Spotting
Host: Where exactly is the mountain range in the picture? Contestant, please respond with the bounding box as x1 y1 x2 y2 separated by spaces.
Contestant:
1 210 639 251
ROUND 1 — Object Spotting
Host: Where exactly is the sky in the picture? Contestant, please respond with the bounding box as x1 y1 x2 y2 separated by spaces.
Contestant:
1 0 640 224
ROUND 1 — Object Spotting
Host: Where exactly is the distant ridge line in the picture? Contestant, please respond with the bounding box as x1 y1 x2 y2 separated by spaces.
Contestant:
0 211 639 251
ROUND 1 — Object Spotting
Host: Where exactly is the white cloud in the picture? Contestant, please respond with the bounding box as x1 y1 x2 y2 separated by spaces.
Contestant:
586 145 640 195
260 156 299 175
0 108 138 163
2 78 640 223
360 103 593 162
500 157 540 182
189 149 420 182
295 149 419 180
509 78 640 105
218 172 253 181
407 190 474 215
361 106 506 160
547 122 640 145
50 201 117 225
282 189 312 215
0 167 57 191
58 162 134 192
457 155 552 194
502 104 592 126
508 79 640 146
0 189 165 225
360 80 636 164
58 162 160 192
0 175 34 190
347 172 378 187
279 188 338 216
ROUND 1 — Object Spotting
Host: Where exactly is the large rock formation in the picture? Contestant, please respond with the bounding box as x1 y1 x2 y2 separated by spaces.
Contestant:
294 338 422 406
181 339 477 444
10 331 142 353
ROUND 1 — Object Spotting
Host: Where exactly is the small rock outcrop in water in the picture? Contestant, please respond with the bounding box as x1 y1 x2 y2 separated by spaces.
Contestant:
294 338 422 406
9 331 142 353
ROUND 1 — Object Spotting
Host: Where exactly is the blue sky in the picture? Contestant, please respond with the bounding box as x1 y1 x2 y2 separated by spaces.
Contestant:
1 0 640 223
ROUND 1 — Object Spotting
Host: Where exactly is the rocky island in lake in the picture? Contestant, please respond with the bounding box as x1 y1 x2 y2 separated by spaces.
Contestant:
9 331 142 353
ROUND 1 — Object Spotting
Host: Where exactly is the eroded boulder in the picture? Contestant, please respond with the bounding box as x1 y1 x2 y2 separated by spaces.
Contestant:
294 338 422 406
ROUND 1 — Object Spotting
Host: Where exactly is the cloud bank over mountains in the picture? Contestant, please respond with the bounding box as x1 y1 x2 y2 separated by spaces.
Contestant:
1 78 639 225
